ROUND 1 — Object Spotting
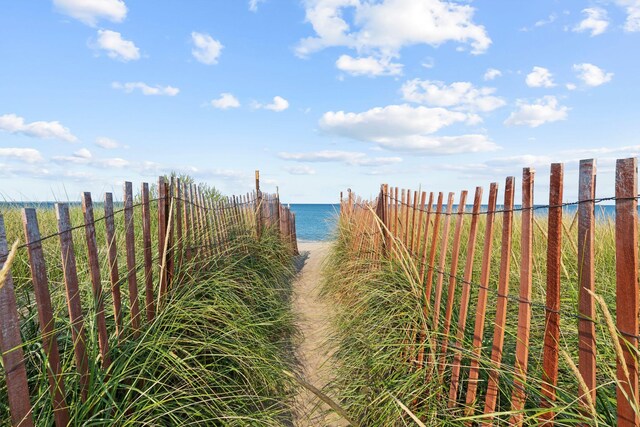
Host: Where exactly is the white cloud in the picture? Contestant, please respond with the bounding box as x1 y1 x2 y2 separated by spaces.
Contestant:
614 0 640 32
296 0 491 59
319 104 498 154
573 8 609 36
525 66 555 88
0 148 44 163
484 68 502 81
96 157 129 168
53 0 127 26
95 137 120 149
566 83 577 90
284 165 317 175
0 113 78 142
254 96 289 112
573 63 613 87
278 150 402 166
211 93 241 109
401 79 506 112
191 32 223 65
74 148 92 159
336 54 403 76
504 96 569 127
249 0 266 12
112 82 180 96
95 30 140 61
521 13 557 31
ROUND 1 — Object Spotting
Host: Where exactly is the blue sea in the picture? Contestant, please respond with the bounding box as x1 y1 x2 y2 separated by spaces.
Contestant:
288 204 340 241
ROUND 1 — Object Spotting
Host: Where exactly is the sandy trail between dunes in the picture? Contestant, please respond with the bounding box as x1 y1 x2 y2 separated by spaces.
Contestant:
292 241 348 427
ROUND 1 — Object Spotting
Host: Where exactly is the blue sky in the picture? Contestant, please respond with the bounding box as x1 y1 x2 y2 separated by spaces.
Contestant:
1 0 639 203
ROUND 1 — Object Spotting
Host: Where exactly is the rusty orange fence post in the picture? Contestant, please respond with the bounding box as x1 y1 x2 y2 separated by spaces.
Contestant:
540 163 564 423
615 158 639 426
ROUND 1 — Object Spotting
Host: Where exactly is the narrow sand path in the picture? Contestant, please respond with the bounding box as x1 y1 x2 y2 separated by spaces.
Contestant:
293 241 347 427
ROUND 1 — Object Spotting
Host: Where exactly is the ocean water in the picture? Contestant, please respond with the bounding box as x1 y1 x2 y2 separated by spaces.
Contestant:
288 204 339 241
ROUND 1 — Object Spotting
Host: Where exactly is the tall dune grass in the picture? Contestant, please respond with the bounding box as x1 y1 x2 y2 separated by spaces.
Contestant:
0 195 299 425
322 207 634 426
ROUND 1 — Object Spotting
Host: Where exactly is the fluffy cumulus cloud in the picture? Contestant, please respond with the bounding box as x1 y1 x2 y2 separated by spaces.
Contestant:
297 0 491 66
573 63 613 87
95 137 120 149
0 113 78 142
254 96 289 112
95 30 140 61
284 165 317 175
573 8 609 36
211 93 241 109
191 32 223 65
483 68 502 81
401 79 506 112
112 82 179 96
525 66 555 88
319 104 497 154
504 96 569 128
614 0 640 32
336 54 403 76
53 0 127 26
0 148 44 163
278 150 402 166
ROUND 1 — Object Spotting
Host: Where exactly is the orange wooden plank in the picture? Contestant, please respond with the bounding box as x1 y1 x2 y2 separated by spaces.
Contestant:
577 159 597 409
439 190 468 376
464 183 499 414
483 176 515 421
509 167 535 425
615 158 639 426
539 163 564 423
448 186 483 407
432 192 453 332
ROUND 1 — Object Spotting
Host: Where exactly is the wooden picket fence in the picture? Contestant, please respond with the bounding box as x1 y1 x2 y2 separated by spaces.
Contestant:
340 157 639 426
0 171 298 426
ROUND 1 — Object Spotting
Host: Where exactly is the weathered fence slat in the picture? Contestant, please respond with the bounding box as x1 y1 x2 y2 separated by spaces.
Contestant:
124 182 141 335
448 186 483 406
158 177 168 299
483 175 515 421
432 192 453 332
509 167 535 426
464 182 498 414
577 159 597 409
141 183 155 322
615 157 639 426
104 193 123 338
81 192 111 368
540 163 564 423
439 190 468 375
22 209 69 427
55 203 90 401
0 214 34 427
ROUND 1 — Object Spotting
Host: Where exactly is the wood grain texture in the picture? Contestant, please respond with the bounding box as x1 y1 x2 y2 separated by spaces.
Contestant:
483 176 515 423
540 163 564 424
56 203 90 401
1 214 34 426
615 158 639 426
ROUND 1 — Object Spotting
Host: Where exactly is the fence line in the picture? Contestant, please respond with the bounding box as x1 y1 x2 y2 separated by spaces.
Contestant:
0 170 298 426
340 157 639 426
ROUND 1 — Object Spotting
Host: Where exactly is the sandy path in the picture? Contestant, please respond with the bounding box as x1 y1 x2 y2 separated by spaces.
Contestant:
292 241 347 427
